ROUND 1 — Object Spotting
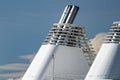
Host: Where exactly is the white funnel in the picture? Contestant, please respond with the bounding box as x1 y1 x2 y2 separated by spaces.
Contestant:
85 21 120 80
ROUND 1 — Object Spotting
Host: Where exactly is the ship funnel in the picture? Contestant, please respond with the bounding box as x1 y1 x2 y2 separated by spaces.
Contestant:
85 21 120 80
59 5 79 24
22 5 88 80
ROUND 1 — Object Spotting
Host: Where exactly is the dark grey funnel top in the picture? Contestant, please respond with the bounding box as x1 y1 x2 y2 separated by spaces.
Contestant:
59 5 79 24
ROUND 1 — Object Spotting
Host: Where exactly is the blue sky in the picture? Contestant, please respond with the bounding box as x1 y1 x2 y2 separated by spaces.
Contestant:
0 0 120 80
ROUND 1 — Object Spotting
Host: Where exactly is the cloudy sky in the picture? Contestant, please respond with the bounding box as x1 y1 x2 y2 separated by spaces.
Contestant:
0 0 120 80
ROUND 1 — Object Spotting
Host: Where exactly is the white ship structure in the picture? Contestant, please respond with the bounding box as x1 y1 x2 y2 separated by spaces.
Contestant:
85 21 120 80
22 5 95 80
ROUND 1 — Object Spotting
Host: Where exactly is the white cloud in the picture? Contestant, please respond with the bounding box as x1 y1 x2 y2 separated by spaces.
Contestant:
0 53 35 80
19 54 35 62
90 33 107 53
0 72 23 79
8 78 22 80
0 63 28 80
0 63 28 71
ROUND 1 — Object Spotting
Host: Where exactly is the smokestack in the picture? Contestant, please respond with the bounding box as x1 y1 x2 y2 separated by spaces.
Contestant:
22 5 89 80
59 5 79 24
85 21 120 80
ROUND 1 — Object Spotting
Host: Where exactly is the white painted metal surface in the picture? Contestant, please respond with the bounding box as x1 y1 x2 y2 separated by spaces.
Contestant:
22 44 90 80
22 45 58 80
43 45 90 80
85 43 120 80
85 21 120 80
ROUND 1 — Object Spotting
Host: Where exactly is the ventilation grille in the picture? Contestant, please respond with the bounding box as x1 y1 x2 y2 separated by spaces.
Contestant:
104 21 120 43
43 23 86 48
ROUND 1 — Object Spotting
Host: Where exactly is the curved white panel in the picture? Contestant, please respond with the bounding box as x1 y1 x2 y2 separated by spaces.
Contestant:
22 45 58 80
85 43 120 80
